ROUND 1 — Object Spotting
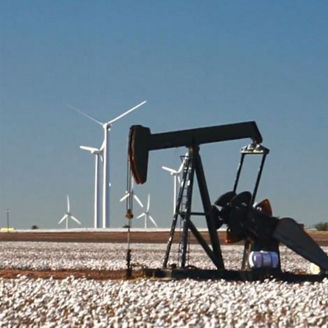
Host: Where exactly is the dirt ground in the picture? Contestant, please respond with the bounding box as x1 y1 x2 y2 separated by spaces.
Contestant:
1 230 328 245
0 230 221 244
0 268 146 280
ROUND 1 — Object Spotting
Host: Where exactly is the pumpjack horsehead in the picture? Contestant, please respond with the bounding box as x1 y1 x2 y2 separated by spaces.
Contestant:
126 121 328 278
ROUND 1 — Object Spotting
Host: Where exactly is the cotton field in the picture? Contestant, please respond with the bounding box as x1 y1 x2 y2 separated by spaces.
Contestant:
0 242 318 272
0 242 328 327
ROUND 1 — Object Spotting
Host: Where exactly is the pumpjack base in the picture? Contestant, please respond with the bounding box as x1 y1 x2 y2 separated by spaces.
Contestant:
143 268 328 282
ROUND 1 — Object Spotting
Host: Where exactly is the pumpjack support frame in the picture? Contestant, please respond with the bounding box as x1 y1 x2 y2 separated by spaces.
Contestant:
163 145 225 270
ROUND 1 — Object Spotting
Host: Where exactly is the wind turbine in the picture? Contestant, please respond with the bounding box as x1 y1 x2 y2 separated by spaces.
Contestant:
80 145 103 229
68 100 147 228
120 178 144 211
58 195 81 229
137 194 158 228
162 153 189 215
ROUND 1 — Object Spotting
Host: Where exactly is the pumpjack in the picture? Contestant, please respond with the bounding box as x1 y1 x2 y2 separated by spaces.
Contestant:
127 121 328 281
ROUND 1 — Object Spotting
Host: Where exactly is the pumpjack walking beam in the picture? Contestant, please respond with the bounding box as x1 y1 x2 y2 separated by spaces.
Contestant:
128 121 262 185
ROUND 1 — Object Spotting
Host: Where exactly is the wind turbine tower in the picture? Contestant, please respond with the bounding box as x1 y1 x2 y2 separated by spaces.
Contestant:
80 145 103 228
68 100 147 228
162 153 189 215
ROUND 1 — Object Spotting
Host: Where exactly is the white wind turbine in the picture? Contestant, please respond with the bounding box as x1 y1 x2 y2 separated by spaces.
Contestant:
58 195 81 229
68 100 147 228
80 145 103 229
120 178 144 211
137 194 158 228
162 153 189 215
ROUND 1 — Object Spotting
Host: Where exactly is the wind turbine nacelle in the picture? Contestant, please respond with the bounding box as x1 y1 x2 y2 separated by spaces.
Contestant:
128 121 263 185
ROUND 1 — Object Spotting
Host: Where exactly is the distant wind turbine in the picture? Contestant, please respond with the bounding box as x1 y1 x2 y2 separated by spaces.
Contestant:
68 100 147 228
80 145 103 229
137 194 158 228
120 178 144 210
162 153 189 215
58 195 81 229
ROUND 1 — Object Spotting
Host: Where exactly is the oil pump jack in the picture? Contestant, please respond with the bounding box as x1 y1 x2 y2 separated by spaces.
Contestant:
127 121 328 280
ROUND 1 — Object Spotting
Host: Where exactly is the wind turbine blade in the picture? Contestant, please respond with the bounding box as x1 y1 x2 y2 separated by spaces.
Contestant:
120 193 130 202
162 166 177 174
71 216 81 225
147 194 150 212
67 195 70 213
133 195 144 208
106 100 147 125
67 104 103 126
149 215 158 227
58 215 67 224
80 145 98 153
100 140 105 151
137 213 145 219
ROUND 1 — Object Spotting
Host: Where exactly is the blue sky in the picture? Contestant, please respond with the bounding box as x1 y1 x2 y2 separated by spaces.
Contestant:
1 1 327 229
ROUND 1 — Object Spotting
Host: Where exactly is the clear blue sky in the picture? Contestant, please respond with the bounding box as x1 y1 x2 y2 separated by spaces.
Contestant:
1 1 327 229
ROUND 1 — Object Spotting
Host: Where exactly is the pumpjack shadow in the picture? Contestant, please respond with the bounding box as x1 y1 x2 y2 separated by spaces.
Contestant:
126 121 328 281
